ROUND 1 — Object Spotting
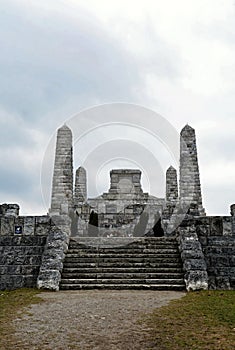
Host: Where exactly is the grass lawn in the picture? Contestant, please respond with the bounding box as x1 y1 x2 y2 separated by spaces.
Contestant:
144 290 235 349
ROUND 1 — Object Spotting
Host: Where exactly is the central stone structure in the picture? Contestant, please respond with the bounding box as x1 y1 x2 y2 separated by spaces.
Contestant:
49 123 206 238
85 169 163 237
1 122 235 292
108 169 143 195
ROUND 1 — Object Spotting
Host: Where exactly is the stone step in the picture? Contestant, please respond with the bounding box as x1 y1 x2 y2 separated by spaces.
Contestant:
60 284 186 291
60 278 185 285
61 272 184 279
66 249 179 255
207 237 235 246
65 252 180 259
69 238 179 249
62 267 183 274
71 237 177 243
69 242 179 249
60 236 185 291
64 257 182 264
63 261 183 268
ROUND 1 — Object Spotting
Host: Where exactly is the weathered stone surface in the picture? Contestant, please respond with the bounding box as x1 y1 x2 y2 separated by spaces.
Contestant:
162 166 180 235
177 224 208 291
74 166 87 205
23 217 35 235
184 271 208 291
222 217 232 236
2 123 235 292
37 270 61 291
230 204 235 216
0 203 20 218
50 125 73 215
85 170 164 237
183 259 207 271
179 125 205 216
0 217 14 235
37 215 71 291
166 166 178 204
0 217 47 290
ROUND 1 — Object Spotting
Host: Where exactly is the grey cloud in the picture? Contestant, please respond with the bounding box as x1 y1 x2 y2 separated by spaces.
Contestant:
203 184 234 216
0 117 39 149
0 3 141 126
0 1 182 130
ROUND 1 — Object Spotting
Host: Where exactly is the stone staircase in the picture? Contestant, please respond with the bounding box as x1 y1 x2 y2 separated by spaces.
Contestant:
60 237 186 290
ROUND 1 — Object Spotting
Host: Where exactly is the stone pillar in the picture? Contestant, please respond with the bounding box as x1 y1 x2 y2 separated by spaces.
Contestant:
178 223 208 291
74 166 87 206
162 166 180 234
179 125 205 216
166 166 178 204
37 215 71 291
50 125 73 215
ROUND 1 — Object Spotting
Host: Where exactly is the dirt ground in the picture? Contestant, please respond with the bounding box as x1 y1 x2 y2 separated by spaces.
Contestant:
11 290 185 350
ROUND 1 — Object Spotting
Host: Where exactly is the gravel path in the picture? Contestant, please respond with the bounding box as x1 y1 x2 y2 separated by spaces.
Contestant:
12 290 185 350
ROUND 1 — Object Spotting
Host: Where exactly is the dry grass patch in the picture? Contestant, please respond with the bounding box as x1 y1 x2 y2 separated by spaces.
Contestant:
0 289 42 349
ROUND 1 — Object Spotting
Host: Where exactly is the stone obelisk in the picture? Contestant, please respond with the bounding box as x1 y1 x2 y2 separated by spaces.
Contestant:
74 166 87 206
166 166 178 205
162 166 179 234
50 124 73 215
179 124 205 216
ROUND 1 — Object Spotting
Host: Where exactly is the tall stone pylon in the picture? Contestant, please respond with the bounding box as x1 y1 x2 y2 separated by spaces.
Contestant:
50 124 73 215
179 124 205 216
162 166 179 234
74 166 87 206
166 166 178 205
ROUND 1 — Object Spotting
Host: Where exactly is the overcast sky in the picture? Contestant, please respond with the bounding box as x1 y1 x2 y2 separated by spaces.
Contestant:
0 0 235 216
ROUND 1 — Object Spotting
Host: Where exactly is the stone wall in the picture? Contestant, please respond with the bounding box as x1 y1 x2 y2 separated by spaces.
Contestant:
177 219 208 291
37 215 71 291
195 216 235 290
177 214 235 290
0 215 50 290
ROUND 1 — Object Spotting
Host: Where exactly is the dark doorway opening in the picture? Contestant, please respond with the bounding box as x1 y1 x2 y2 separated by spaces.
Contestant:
153 217 164 237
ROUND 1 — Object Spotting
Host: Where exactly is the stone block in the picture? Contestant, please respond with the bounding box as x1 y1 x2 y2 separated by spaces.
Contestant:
183 259 207 271
210 217 223 236
60 203 69 215
181 250 204 260
230 277 235 289
106 205 117 214
133 174 140 183
23 216 35 236
210 256 229 267
207 236 234 246
37 270 61 291
21 265 40 275
35 224 50 236
216 276 231 290
6 265 22 275
222 217 232 236
36 216 51 224
198 236 208 247
180 240 201 251
0 217 14 236
184 270 208 291
208 276 216 290
23 275 37 288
